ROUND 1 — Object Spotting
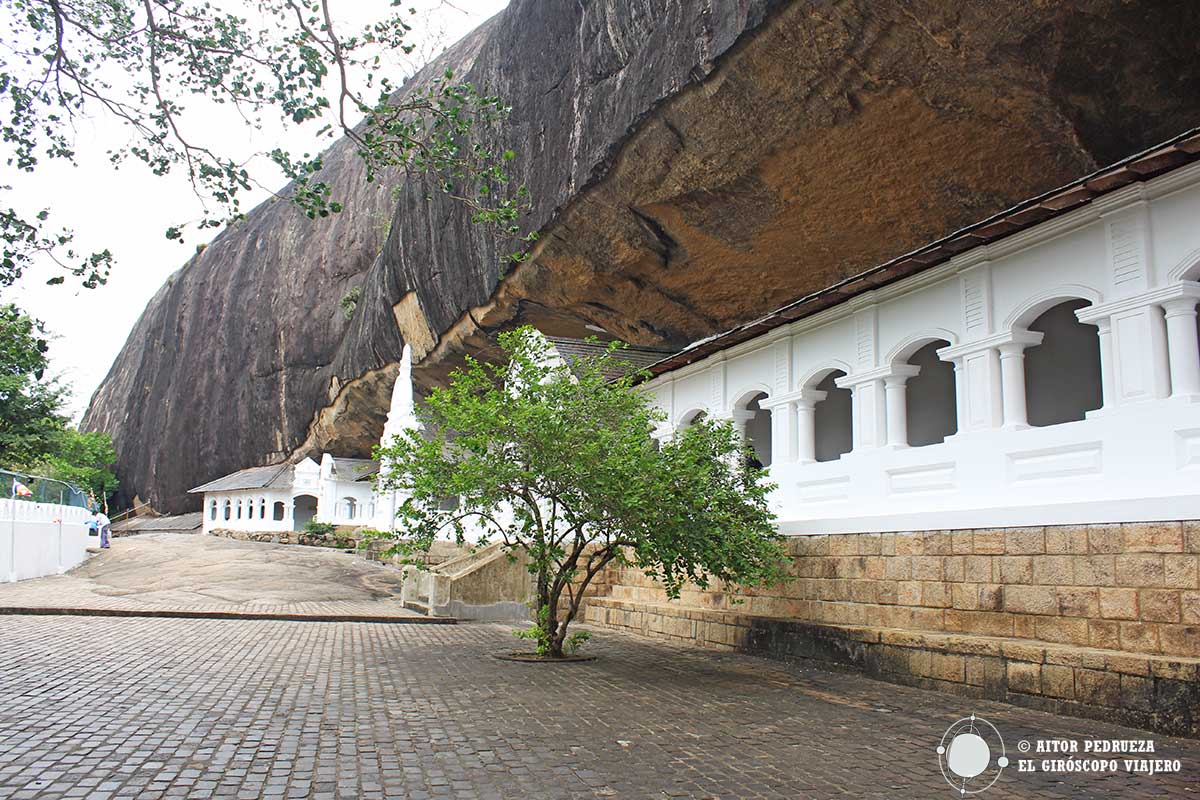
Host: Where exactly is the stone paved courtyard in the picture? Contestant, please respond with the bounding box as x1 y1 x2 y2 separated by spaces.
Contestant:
0 535 420 621
0 616 1196 799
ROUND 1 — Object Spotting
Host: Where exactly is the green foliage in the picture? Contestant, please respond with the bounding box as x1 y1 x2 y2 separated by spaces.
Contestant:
303 520 336 536
513 603 554 657
35 428 118 500
377 326 788 658
0 304 68 469
339 286 362 320
0 305 118 500
563 629 591 656
2 2 531 289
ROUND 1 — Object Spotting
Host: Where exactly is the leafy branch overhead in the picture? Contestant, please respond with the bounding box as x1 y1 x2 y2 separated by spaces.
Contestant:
373 328 788 659
1 0 532 289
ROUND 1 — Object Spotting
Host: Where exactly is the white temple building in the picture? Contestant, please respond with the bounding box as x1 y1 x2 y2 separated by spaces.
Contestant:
191 347 421 534
640 150 1200 534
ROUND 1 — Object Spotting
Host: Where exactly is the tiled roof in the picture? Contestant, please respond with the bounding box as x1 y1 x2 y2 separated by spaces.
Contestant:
111 512 203 534
547 337 676 381
330 458 379 482
188 464 291 493
643 127 1200 378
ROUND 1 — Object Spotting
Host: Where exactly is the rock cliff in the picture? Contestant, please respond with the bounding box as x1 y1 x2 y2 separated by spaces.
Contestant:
84 0 1200 513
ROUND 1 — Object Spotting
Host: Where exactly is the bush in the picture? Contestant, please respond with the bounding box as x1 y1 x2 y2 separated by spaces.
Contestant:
339 286 362 320
303 520 336 536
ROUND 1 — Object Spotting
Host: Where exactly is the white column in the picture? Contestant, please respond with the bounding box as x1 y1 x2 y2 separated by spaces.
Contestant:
1078 298 1172 408
728 410 755 443
1162 297 1200 398
883 365 920 448
951 359 967 436
1095 318 1116 407
937 340 1007 433
795 390 826 463
998 342 1031 429
884 377 908 448
849 379 886 451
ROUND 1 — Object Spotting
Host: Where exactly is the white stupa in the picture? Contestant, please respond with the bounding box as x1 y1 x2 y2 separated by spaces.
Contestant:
371 345 421 531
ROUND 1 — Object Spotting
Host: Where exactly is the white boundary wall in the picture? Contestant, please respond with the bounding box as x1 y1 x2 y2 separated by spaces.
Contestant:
0 499 92 582
644 164 1200 533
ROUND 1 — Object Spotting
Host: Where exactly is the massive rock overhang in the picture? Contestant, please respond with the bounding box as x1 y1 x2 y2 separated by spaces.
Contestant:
643 126 1200 378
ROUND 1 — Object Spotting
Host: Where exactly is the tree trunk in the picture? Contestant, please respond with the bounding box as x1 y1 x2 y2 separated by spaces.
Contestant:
544 583 563 658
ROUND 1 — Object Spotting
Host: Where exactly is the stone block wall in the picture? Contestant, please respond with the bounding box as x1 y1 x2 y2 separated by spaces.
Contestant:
601 522 1200 657
210 527 360 549
584 521 1200 736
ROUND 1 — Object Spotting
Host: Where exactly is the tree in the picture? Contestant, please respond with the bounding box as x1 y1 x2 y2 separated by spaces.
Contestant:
0 303 117 501
0 303 67 468
1 0 529 289
375 328 788 658
36 427 118 500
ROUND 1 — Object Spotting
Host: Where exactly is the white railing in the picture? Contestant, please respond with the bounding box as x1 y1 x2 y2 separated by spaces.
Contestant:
0 498 93 582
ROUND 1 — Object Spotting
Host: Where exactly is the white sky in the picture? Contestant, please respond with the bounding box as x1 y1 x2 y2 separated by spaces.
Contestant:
3 0 508 422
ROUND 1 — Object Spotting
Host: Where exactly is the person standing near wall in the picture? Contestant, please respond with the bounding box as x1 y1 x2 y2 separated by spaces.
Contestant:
88 509 111 549
96 510 111 549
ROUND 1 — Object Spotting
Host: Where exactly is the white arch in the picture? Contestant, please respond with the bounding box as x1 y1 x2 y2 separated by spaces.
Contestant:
884 329 959 364
1167 247 1200 282
730 383 772 411
674 407 710 430
798 360 853 390
1003 284 1103 329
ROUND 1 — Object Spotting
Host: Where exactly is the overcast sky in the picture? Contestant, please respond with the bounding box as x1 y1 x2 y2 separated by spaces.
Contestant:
4 0 509 422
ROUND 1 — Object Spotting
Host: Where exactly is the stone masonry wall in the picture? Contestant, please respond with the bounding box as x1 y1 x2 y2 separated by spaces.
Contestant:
604 522 1200 657
584 522 1200 736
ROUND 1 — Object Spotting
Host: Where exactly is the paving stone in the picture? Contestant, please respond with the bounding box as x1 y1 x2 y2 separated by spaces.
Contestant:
0 617 1196 799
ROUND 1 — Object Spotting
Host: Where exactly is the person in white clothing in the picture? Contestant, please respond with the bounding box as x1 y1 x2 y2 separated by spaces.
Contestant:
95 510 112 549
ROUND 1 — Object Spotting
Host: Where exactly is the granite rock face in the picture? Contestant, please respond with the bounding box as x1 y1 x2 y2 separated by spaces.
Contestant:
84 0 1200 513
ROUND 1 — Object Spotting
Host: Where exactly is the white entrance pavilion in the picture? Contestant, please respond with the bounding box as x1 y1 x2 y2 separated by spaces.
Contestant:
640 150 1200 533
191 347 424 535
191 454 380 535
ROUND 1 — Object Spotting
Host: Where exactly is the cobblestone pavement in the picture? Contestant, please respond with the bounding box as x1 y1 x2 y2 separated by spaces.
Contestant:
0 617 1196 799
0 534 422 621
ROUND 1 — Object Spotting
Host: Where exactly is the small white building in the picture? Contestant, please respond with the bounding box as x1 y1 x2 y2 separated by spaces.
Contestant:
191 455 379 534
191 346 424 535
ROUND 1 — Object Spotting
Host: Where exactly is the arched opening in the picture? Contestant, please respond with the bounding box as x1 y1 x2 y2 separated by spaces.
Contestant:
344 498 357 520
209 500 217 521
1024 299 1102 427
236 499 243 520
676 409 708 431
904 340 957 447
814 370 852 462
272 501 285 522
368 501 375 520
245 499 254 521
738 392 772 468
223 499 231 521
293 495 318 531
259 498 267 519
